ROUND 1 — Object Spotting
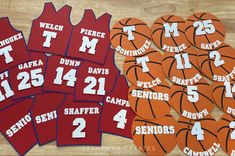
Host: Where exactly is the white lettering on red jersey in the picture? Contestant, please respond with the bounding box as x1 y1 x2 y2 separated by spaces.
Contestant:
0 17 30 72
67 9 111 64
57 95 102 146
9 52 47 99
28 2 72 56
99 75 136 138
75 48 120 102
30 92 66 145
43 55 82 94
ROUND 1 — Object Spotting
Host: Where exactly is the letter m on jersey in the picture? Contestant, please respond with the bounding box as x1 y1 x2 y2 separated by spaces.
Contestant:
79 36 98 55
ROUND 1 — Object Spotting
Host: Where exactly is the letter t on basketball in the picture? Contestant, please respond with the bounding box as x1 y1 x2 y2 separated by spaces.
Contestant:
136 56 150 72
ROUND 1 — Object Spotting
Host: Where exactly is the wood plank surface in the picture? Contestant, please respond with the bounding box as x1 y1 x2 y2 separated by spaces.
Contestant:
0 0 234 155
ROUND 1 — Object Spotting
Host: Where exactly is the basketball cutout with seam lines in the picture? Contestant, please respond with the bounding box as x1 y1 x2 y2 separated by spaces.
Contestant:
128 81 171 120
170 79 215 120
123 48 165 88
197 43 235 82
151 15 190 53
212 81 235 116
132 115 177 155
110 18 152 56
162 47 203 86
217 114 235 155
185 12 225 50
176 115 220 156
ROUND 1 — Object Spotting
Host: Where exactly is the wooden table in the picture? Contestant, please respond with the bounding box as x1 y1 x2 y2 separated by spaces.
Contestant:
0 0 234 155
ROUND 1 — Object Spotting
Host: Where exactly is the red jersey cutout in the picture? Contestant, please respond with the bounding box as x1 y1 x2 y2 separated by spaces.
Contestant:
9 52 47 99
0 17 30 73
31 92 66 145
0 71 18 110
43 55 82 94
28 2 72 56
0 98 37 155
57 95 102 146
75 48 120 102
100 75 135 138
67 9 111 64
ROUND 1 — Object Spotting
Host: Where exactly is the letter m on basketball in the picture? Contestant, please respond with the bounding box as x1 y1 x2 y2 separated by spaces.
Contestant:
79 36 98 55
163 23 179 38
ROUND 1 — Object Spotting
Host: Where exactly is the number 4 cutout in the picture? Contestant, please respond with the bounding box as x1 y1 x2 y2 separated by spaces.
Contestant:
113 109 127 129
191 122 204 140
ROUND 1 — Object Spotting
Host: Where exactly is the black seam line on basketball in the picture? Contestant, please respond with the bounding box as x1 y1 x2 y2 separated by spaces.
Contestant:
185 25 194 31
148 98 156 118
147 61 161 65
119 21 147 26
154 22 163 25
199 13 207 19
160 30 164 48
165 114 173 118
221 89 225 109
153 134 167 153
193 118 215 122
208 61 215 77
135 51 157 57
135 66 139 81
226 129 232 152
187 19 195 22
192 102 200 112
171 35 179 47
204 34 210 43
167 15 174 20
163 56 174 62
130 40 138 50
147 72 155 80
171 90 187 98
161 17 185 23
195 82 210 86
179 93 184 114
217 125 230 133
185 131 189 147
124 60 136 63
112 27 123 30
199 53 208 57
152 28 164 35
132 130 136 136
194 13 206 21
134 119 162 126
165 101 171 108
176 128 191 137
221 118 231 123
200 58 213 69
198 140 206 151
178 121 193 126
120 34 123 47
216 29 225 37
133 31 151 41
213 45 230 51
200 127 217 137
111 32 128 41
197 92 214 104
193 27 197 45
221 55 235 60
188 53 198 57
181 69 186 79
220 65 230 74
125 65 142 75
142 134 146 153
212 85 224 92
191 62 202 74
135 98 140 112
168 59 176 78
173 83 187 88
125 18 132 24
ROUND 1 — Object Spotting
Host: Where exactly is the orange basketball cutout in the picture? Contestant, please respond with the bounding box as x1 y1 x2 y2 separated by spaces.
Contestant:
123 48 165 88
151 15 190 53
185 12 225 50
217 114 235 155
128 81 171 120
197 43 235 82
170 79 215 120
132 115 177 155
110 18 152 56
212 81 235 116
162 47 203 86
176 115 220 156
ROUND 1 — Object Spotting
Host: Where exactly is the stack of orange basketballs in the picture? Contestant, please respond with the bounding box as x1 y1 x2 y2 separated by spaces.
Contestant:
110 12 235 155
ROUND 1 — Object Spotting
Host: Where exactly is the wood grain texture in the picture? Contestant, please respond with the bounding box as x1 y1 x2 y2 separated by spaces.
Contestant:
0 0 234 155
